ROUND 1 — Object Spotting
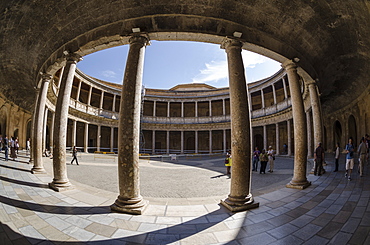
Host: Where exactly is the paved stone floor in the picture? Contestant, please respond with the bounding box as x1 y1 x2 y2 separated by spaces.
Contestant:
0 151 369 244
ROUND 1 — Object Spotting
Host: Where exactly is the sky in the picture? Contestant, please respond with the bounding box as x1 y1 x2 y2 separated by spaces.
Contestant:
77 41 282 89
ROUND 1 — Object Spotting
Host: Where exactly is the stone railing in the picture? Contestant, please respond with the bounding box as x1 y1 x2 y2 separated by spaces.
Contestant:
141 115 231 124
251 97 291 118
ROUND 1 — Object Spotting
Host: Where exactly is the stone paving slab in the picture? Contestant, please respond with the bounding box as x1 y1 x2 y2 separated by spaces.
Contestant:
0 153 370 244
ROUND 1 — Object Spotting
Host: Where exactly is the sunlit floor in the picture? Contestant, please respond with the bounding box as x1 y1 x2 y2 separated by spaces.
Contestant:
0 151 369 244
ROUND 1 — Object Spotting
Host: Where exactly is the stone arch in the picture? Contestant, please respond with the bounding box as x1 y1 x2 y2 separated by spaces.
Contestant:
348 115 357 146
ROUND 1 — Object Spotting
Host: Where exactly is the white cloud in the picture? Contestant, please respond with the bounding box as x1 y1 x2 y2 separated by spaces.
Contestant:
192 51 270 85
101 70 117 78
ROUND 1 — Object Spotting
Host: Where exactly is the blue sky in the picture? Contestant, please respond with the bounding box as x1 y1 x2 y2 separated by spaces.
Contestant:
77 41 281 89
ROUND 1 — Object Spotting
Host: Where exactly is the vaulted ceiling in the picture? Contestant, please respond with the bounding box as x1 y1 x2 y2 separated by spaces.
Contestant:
0 0 369 112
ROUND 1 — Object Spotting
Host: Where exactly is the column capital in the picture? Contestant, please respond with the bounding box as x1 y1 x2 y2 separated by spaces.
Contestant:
129 35 150 46
281 59 297 70
40 73 53 81
221 37 244 51
64 53 83 64
305 79 317 87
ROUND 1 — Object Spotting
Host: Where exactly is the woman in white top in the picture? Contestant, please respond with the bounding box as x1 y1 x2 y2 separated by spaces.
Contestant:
334 143 340 172
268 146 275 173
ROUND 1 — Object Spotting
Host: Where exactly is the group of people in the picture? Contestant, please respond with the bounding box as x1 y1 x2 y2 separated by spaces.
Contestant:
0 135 20 161
341 135 369 180
253 146 275 174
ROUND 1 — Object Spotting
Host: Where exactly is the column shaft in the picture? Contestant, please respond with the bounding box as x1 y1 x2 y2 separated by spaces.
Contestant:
76 80 82 101
112 95 116 112
87 86 92 106
153 101 156 117
166 131 170 154
220 38 258 212
71 120 77 147
261 89 265 108
43 108 48 151
152 130 155 154
49 53 82 191
308 81 323 147
283 77 288 99
49 112 55 153
209 130 212 153
84 123 89 153
223 129 227 153
195 131 198 153
287 120 292 156
306 110 313 157
181 102 184 117
283 60 310 189
99 91 104 109
276 123 280 155
272 84 277 104
110 127 114 152
31 74 51 174
180 131 184 154
111 35 149 215
263 125 267 150
97 125 101 151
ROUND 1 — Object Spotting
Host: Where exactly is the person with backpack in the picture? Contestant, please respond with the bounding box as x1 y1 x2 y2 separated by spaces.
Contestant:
345 138 355 180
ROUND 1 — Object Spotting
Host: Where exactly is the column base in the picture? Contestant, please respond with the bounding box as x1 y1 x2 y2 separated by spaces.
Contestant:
111 196 149 215
220 196 259 212
31 167 47 174
49 181 73 192
286 180 311 190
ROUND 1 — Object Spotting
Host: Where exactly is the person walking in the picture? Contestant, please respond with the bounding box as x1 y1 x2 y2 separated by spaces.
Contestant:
357 137 368 177
26 138 31 155
252 147 260 171
314 142 325 176
0 135 3 152
225 150 232 175
10 136 17 160
267 146 275 173
345 138 355 180
70 146 79 165
334 143 340 172
15 137 19 154
3 135 9 161
259 149 268 174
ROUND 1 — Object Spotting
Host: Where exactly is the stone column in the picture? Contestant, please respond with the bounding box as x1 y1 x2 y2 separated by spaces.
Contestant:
276 123 280 155
282 60 311 189
272 84 277 104
49 53 82 191
76 80 82 102
166 131 170 154
153 101 156 117
152 130 155 154
209 101 212 117
222 99 226 116
195 131 198 153
167 102 170 117
71 120 77 147
100 90 104 109
180 131 184 154
263 125 267 150
220 38 259 212
209 130 212 153
261 89 265 108
306 110 313 157
112 95 116 112
307 80 324 149
110 127 114 152
97 125 101 151
31 73 52 174
87 86 92 106
49 112 55 154
287 119 292 156
181 102 184 117
111 35 149 215
195 101 198 117
43 108 49 151
84 123 89 153
283 77 288 99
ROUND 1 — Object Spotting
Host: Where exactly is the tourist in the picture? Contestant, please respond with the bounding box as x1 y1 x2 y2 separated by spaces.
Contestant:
71 146 79 165
252 147 260 171
334 142 340 172
345 138 355 180
225 150 231 175
3 135 8 161
15 137 19 154
357 137 367 177
259 149 268 174
26 138 31 155
314 142 325 176
267 146 275 173
10 136 17 160
283 143 287 154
